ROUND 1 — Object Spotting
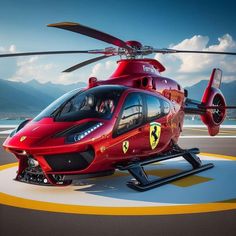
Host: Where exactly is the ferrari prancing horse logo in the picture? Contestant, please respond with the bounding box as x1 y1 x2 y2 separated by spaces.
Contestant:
122 140 129 154
150 122 161 150
20 136 27 142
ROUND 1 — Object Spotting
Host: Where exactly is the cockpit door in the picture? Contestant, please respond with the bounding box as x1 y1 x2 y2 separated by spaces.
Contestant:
107 93 149 160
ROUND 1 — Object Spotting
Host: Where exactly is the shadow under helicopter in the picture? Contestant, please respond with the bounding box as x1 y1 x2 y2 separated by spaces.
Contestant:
72 159 236 205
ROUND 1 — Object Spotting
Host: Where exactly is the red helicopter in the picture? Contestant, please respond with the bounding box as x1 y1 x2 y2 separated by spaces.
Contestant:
2 22 236 191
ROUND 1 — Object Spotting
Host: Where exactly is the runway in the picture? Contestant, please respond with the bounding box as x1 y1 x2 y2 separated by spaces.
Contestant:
0 126 236 236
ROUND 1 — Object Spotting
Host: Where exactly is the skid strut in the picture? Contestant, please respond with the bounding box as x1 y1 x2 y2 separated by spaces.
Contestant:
117 147 214 191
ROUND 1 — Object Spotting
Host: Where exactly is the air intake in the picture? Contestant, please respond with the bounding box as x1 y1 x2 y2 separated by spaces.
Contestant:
44 149 94 172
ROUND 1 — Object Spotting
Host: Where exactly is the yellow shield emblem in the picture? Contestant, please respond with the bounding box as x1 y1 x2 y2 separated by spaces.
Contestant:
150 122 161 150
20 136 27 142
122 141 129 154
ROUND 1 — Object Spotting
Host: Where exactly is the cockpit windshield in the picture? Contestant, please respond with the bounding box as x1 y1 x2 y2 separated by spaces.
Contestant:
34 85 126 122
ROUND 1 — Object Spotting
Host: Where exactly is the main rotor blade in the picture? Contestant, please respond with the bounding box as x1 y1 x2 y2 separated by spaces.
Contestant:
48 22 132 52
153 48 236 55
63 55 112 72
0 50 108 58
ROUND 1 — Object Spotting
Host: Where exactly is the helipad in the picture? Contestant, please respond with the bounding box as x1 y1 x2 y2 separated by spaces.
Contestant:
1 153 236 215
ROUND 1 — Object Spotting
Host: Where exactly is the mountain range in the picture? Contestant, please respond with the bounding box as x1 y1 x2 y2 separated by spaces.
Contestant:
0 78 235 118
0 79 86 117
185 80 236 105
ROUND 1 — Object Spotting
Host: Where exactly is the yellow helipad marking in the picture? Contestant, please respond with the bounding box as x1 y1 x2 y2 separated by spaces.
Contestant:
187 128 236 135
187 128 210 132
147 169 213 187
200 152 236 161
92 165 211 187
0 192 236 216
94 169 212 187
0 153 236 216
0 162 17 171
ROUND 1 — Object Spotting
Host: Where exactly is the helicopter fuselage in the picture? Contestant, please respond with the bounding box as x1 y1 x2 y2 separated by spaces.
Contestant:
3 59 186 185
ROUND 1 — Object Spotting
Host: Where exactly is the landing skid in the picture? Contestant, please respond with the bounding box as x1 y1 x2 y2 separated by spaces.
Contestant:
117 146 214 191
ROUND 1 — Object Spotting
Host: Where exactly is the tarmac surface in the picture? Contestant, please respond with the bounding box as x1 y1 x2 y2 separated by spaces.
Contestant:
0 126 236 236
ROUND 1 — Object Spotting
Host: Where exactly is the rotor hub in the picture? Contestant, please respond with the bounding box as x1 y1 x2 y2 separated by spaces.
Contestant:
125 41 143 50
121 41 144 58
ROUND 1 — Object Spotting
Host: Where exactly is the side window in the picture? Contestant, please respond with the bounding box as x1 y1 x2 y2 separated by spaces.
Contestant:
146 95 170 121
146 95 161 120
117 94 143 135
163 100 170 115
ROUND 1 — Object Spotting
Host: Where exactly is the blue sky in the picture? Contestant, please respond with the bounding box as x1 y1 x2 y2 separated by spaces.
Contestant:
0 0 236 86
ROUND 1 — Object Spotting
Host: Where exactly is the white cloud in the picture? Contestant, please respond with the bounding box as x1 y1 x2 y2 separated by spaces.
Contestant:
0 43 89 84
7 55 89 84
90 60 117 79
221 75 236 83
0 44 18 78
9 56 57 83
0 44 17 53
9 45 16 53
155 34 236 86
56 72 84 85
1 44 116 84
